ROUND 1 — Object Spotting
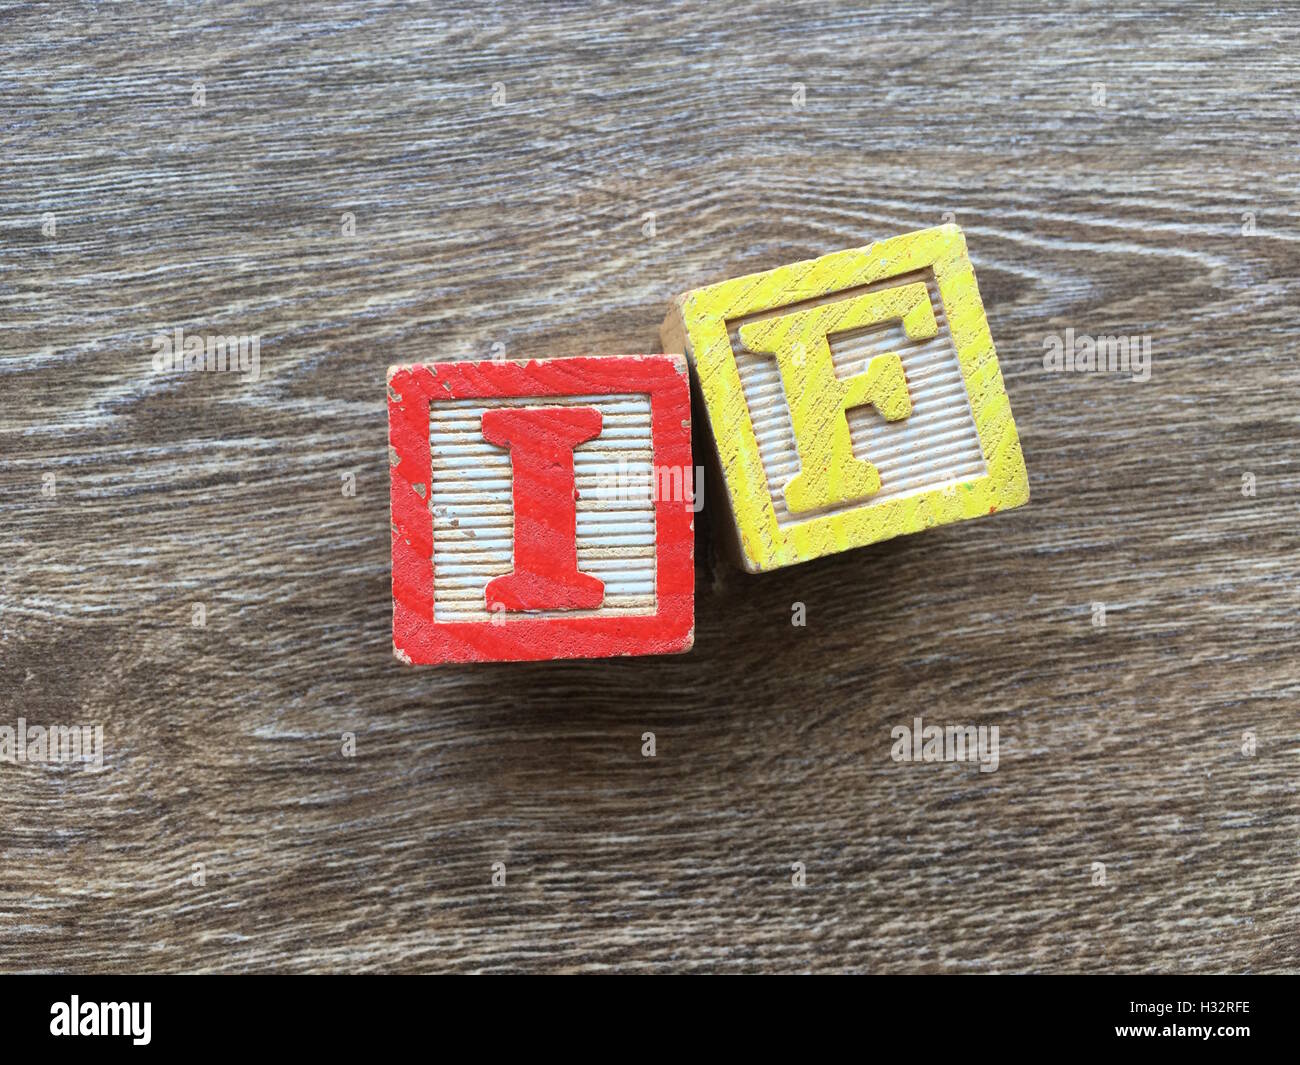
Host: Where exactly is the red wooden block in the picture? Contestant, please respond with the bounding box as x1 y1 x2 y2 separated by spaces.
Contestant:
388 355 695 664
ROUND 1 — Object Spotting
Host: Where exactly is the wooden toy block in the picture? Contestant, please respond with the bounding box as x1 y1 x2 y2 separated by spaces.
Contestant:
660 224 1029 573
388 355 695 664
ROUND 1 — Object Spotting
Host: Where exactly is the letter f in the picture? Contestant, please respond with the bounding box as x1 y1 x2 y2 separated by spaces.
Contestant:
739 282 936 514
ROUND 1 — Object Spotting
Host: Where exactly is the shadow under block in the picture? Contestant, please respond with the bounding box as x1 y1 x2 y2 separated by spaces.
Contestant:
660 225 1029 573
388 355 695 664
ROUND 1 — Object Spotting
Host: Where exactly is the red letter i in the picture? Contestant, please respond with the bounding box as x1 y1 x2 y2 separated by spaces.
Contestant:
481 406 605 612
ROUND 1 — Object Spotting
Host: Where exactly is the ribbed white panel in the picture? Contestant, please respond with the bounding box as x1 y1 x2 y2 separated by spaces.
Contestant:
428 392 657 621
730 274 987 528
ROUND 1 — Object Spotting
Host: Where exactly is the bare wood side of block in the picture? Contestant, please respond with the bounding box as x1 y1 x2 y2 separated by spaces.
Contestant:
662 297 749 573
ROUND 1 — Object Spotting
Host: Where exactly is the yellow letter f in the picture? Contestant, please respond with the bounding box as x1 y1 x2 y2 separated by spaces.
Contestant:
739 282 937 515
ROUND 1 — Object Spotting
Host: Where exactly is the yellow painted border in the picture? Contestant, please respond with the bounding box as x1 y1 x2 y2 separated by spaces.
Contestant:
666 225 1029 572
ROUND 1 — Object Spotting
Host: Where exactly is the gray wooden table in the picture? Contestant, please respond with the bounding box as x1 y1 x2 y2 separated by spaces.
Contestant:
2 1 1297 972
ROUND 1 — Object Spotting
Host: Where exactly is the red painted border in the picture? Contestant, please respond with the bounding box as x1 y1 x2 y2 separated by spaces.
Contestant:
388 356 695 664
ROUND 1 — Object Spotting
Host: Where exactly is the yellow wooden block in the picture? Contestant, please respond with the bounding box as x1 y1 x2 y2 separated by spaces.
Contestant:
660 224 1029 573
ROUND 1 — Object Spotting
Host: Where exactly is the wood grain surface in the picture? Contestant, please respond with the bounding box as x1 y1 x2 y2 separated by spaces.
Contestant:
2 0 1298 973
